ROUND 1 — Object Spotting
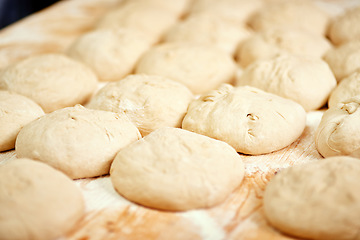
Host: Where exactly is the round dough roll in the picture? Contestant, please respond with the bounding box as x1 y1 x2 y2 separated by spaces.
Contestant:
0 158 84 240
237 54 337 111
87 74 194 136
67 28 152 82
162 13 251 55
328 6 360 46
121 0 191 16
237 27 332 68
110 127 244 211
16 105 141 179
264 156 360 240
135 42 236 94
323 41 360 81
328 71 360 108
315 96 360 158
0 54 98 113
182 84 306 155
0 91 44 152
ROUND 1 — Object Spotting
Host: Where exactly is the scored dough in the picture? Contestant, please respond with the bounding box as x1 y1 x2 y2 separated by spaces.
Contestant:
87 74 194 136
182 84 306 155
264 156 360 240
236 27 332 68
67 28 152 82
328 70 360 108
162 13 251 55
315 96 360 158
15 105 141 179
110 127 244 211
0 54 98 113
135 42 236 94
237 54 337 111
0 91 44 152
0 158 84 240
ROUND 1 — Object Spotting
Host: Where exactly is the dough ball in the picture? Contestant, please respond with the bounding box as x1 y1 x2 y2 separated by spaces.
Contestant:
182 84 306 155
323 41 360 81
237 27 332 68
315 96 360 158
135 42 236 94
0 158 84 240
237 54 337 111
15 105 141 179
96 1 178 42
248 0 329 36
162 13 251 55
87 74 194 136
187 0 262 25
264 156 360 240
110 127 244 211
0 54 98 113
328 6 360 45
67 28 152 82
121 0 191 16
328 71 360 108
0 91 44 152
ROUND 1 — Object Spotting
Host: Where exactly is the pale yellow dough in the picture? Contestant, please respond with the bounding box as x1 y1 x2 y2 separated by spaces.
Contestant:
328 71 360 108
0 158 84 240
87 74 194 136
0 91 44 152
264 156 360 240
15 105 141 179
110 127 244 211
182 84 306 155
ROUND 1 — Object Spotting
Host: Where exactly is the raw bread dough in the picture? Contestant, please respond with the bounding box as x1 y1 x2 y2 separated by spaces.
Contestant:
121 0 191 16
315 96 360 158
96 1 178 43
15 105 141 179
0 158 84 240
328 71 360 108
264 156 360 240
135 42 236 94
110 127 244 211
67 28 151 82
0 91 44 152
237 27 332 68
248 0 329 36
328 6 360 45
237 54 337 111
162 13 251 55
182 84 306 155
0 54 98 113
323 41 360 81
87 74 193 136
187 0 262 25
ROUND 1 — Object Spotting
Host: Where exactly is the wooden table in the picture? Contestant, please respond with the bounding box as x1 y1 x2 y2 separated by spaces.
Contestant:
0 0 358 239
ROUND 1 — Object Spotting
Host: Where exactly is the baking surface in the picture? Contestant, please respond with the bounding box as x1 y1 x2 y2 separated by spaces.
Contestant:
0 0 357 239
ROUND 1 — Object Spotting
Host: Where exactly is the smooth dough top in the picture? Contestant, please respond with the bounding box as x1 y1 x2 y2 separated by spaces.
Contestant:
121 0 191 16
0 54 98 113
182 84 306 155
315 96 360 158
248 0 329 36
67 28 152 82
110 127 244 211
237 54 337 111
0 91 44 152
323 41 360 81
328 71 360 108
237 27 332 67
328 6 360 46
0 158 84 240
15 105 141 179
162 13 251 55
87 74 194 136
135 42 236 94
264 156 360 240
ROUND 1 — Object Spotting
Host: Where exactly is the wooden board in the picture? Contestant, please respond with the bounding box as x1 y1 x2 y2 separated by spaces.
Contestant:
0 0 358 239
